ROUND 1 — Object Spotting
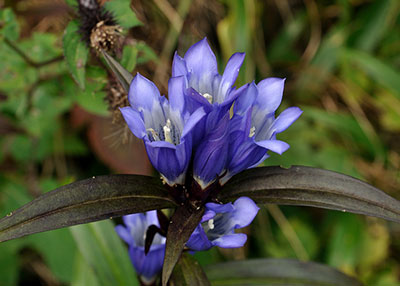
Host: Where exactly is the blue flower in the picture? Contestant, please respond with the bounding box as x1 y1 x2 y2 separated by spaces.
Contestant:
192 113 230 190
115 211 166 284
120 73 206 186
172 38 246 134
186 197 260 251
221 78 303 184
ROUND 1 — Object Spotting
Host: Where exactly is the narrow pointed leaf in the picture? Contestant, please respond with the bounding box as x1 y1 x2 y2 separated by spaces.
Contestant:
170 253 211 286
0 175 177 242
102 50 133 92
162 204 204 286
205 258 362 286
144 225 163 255
219 166 400 223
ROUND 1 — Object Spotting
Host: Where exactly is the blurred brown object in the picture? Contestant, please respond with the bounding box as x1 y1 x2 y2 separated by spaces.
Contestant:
70 105 153 175
10 0 72 36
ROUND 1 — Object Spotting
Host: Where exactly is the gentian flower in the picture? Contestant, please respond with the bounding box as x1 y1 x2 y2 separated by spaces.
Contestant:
120 73 206 186
186 197 260 251
172 38 246 133
115 211 166 284
120 39 301 198
220 78 302 185
192 113 230 190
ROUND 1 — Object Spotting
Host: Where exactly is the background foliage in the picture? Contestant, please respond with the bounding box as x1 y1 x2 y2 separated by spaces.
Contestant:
0 0 399 285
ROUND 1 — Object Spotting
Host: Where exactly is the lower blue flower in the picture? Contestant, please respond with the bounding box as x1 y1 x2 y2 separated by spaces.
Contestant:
115 211 166 284
186 197 260 251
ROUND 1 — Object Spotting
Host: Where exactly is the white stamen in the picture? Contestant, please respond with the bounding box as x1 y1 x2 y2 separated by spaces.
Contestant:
147 128 160 141
208 219 215 230
202 93 213 104
249 126 256 138
163 119 173 143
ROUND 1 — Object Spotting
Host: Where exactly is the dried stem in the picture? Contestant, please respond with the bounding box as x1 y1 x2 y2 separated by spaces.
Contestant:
267 205 309 261
153 0 192 90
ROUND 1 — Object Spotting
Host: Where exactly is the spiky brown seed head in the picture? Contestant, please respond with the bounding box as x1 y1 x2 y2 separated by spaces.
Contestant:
77 0 121 51
90 20 123 52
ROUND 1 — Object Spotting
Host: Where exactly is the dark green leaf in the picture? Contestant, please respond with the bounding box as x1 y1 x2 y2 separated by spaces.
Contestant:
63 20 88 89
0 175 177 242
205 258 362 286
170 253 210 286
102 50 133 93
162 204 205 286
218 166 400 223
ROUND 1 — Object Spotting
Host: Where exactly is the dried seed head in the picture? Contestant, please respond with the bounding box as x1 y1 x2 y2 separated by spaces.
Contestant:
90 20 123 52
77 0 120 50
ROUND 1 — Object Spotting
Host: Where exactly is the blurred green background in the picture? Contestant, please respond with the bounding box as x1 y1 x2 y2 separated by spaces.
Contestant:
0 0 399 285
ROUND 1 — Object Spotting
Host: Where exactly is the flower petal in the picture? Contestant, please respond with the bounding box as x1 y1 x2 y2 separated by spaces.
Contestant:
212 233 248 248
186 225 213 251
256 77 285 114
145 143 186 185
193 114 230 188
130 245 165 282
226 140 266 180
217 52 245 101
268 107 303 136
204 202 235 214
181 107 206 138
114 225 131 244
186 88 213 112
201 210 216 223
184 38 218 79
145 210 160 227
232 197 260 228
120 107 146 139
234 82 258 115
168 76 186 113
129 73 161 111
123 213 146 245
172 52 188 77
255 139 290 155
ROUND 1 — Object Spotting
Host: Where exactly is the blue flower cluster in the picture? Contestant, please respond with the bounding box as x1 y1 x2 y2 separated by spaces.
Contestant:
117 38 302 281
120 38 302 190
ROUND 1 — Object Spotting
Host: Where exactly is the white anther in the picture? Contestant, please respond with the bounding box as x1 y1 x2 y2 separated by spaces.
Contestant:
163 119 173 143
147 128 160 141
202 93 213 104
249 126 256 138
208 219 215 230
